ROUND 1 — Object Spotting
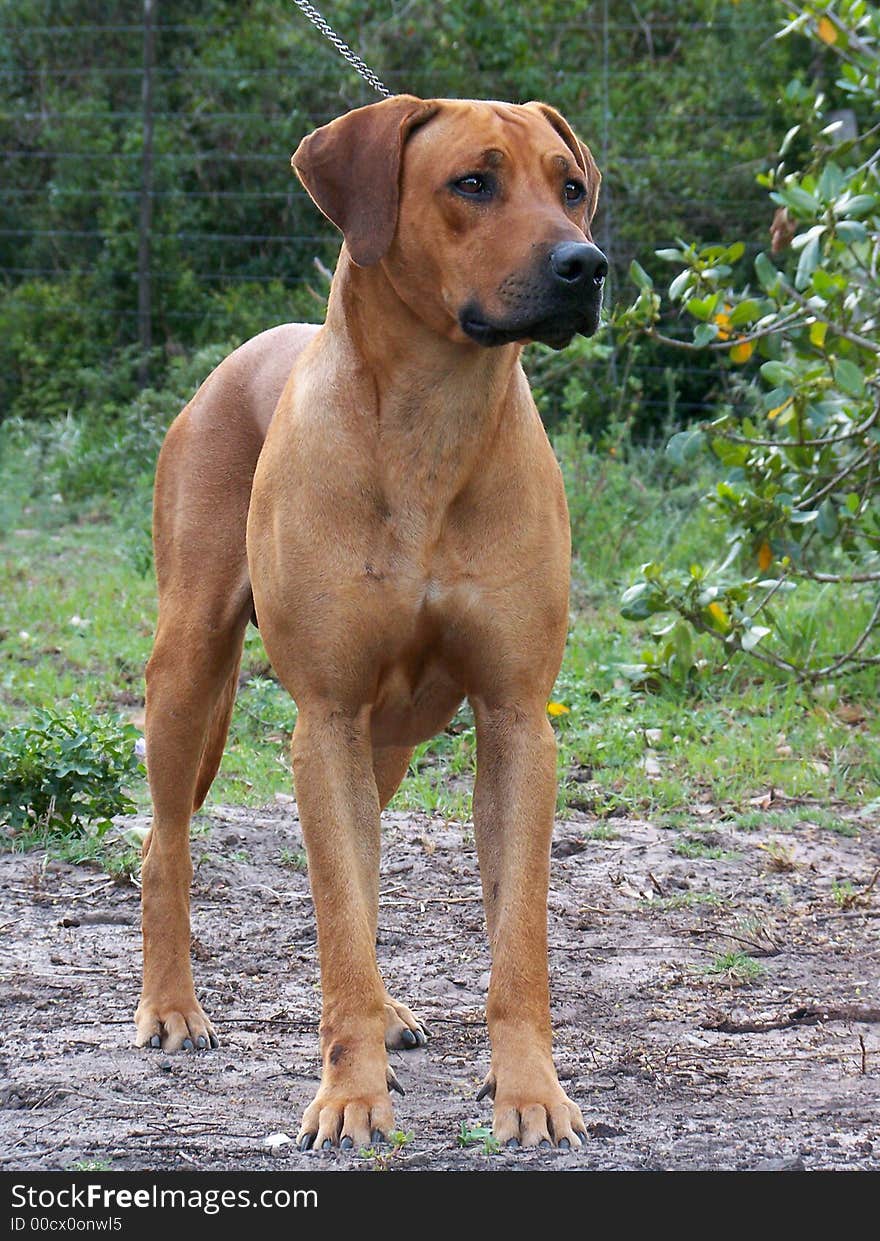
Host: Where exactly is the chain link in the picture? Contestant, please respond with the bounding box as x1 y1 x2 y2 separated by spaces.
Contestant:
291 1 393 98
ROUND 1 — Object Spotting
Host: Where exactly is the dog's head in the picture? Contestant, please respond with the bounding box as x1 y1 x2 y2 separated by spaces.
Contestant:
292 95 605 351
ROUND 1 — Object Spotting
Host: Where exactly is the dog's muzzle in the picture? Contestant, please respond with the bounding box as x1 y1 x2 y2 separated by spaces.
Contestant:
460 241 608 350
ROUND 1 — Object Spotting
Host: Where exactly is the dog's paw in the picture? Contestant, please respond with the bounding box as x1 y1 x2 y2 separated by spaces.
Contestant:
135 997 218 1052
383 995 429 1050
297 1066 400 1151
478 1068 586 1150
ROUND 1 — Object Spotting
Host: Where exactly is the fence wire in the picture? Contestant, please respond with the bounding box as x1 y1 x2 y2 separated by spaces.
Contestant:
0 3 781 414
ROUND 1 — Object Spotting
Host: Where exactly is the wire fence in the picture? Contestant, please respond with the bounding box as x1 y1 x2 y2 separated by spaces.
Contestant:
0 2 783 416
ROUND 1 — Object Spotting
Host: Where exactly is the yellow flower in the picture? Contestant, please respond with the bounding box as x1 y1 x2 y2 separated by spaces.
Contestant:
547 701 570 717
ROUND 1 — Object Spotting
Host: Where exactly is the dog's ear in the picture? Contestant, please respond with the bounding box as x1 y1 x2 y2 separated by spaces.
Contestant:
523 102 602 225
291 95 439 267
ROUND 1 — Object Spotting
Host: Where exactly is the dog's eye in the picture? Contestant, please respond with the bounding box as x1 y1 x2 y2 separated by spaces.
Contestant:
452 174 492 199
563 179 587 205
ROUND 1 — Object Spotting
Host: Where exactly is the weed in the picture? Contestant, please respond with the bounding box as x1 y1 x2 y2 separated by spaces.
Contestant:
706 951 765 983
279 848 308 872
457 1121 501 1155
656 890 723 911
832 879 858 907
585 823 620 841
673 835 736 861
0 698 143 837
359 1129 414 1169
805 809 859 838
759 840 797 872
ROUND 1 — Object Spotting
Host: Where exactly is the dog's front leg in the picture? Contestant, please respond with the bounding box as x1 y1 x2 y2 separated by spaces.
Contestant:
291 704 396 1151
472 702 587 1150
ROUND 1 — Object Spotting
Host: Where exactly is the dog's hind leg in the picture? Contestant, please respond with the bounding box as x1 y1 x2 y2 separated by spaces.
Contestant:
135 604 249 1052
136 403 258 1053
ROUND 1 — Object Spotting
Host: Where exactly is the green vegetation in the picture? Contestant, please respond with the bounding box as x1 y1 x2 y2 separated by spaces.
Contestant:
0 0 807 434
617 0 879 679
457 1122 501 1155
2 418 876 866
0 697 142 835
1 3 878 873
705 951 766 983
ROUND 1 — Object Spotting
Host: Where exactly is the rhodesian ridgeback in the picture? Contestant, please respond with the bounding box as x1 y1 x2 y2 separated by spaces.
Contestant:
136 95 606 1152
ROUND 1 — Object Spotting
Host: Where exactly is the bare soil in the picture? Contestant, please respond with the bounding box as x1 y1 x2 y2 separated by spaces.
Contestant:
2 799 878 1171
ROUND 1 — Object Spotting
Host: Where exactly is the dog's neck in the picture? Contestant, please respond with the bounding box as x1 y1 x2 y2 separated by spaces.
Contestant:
323 250 528 504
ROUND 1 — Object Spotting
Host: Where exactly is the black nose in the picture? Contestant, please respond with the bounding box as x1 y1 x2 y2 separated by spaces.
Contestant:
549 241 608 289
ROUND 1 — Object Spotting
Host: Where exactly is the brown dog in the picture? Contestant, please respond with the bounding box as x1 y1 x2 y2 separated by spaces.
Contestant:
136 95 606 1152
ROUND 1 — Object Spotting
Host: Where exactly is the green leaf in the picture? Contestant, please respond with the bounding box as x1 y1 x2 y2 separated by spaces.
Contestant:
779 124 800 156
812 269 845 297
817 161 844 200
795 232 821 290
621 582 664 621
840 195 877 219
754 253 780 294
693 322 719 347
669 269 692 301
834 359 865 398
817 499 839 540
729 299 762 327
760 361 796 386
835 220 867 243
630 260 653 291
666 428 706 466
685 295 717 322
773 185 820 216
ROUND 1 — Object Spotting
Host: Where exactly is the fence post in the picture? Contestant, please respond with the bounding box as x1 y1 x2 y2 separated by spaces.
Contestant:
600 0 617 387
137 0 156 387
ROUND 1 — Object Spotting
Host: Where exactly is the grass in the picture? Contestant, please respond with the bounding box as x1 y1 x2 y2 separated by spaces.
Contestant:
1 424 878 870
705 951 765 984
654 890 724 911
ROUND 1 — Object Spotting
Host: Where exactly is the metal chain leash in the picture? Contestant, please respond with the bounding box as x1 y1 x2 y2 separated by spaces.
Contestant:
291 0 393 98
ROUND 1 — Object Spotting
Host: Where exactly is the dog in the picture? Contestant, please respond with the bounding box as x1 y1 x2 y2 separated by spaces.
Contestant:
136 95 606 1151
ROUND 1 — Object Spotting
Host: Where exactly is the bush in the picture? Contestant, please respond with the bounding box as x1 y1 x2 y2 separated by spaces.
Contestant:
0 698 143 837
616 0 879 682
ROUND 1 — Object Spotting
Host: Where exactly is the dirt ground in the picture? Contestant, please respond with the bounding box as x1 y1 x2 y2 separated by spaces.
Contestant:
2 796 878 1172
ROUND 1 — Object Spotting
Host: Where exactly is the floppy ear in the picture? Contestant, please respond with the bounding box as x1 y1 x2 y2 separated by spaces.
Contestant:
291 94 439 267
523 101 602 224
